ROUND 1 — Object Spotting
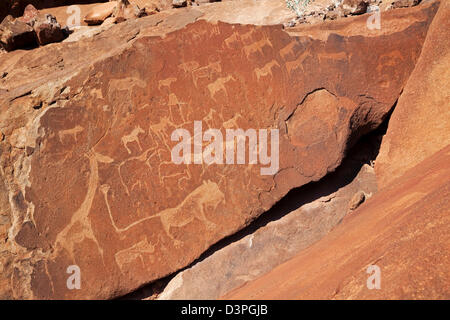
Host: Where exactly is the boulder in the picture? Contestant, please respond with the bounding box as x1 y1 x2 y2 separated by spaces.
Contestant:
1 1 110 24
32 13 65 45
390 0 421 9
172 0 188 8
375 0 450 188
0 1 440 299
127 0 162 15
84 2 118 25
0 15 37 51
1 5 66 49
348 190 365 210
130 0 172 12
224 145 450 299
17 4 39 24
341 0 369 15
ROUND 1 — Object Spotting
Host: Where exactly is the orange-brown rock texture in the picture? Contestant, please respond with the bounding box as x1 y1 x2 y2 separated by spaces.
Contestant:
375 0 450 188
0 1 443 299
0 1 109 22
158 146 379 300
223 145 450 300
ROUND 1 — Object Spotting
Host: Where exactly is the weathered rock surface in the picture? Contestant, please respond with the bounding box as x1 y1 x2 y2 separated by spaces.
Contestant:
84 2 117 25
35 1 169 28
83 0 147 26
391 0 421 9
0 7 67 50
17 4 39 24
32 13 66 45
0 1 109 24
158 139 378 299
297 0 423 25
375 0 450 188
130 0 172 13
348 190 365 210
341 0 369 15
0 15 37 51
196 0 297 25
113 0 147 24
0 1 440 299
223 145 450 299
287 1 431 40
172 0 187 8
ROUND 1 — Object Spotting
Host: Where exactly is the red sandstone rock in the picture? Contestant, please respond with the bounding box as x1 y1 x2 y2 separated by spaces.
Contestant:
0 15 37 51
84 2 117 25
223 145 450 299
1 1 110 24
32 13 66 45
348 190 365 210
391 0 421 9
84 1 146 26
341 0 369 15
113 0 146 24
375 0 450 188
197 0 297 25
17 4 39 24
172 0 187 8
1 4 67 49
0 1 441 299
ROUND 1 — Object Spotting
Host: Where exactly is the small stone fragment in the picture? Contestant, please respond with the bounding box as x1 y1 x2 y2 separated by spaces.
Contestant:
348 191 366 210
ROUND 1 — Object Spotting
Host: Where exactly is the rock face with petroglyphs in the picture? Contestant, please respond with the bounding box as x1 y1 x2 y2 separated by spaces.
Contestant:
158 138 379 300
0 2 441 299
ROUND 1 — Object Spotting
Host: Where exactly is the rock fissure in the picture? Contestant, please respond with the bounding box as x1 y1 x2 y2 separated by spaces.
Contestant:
124 118 391 299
